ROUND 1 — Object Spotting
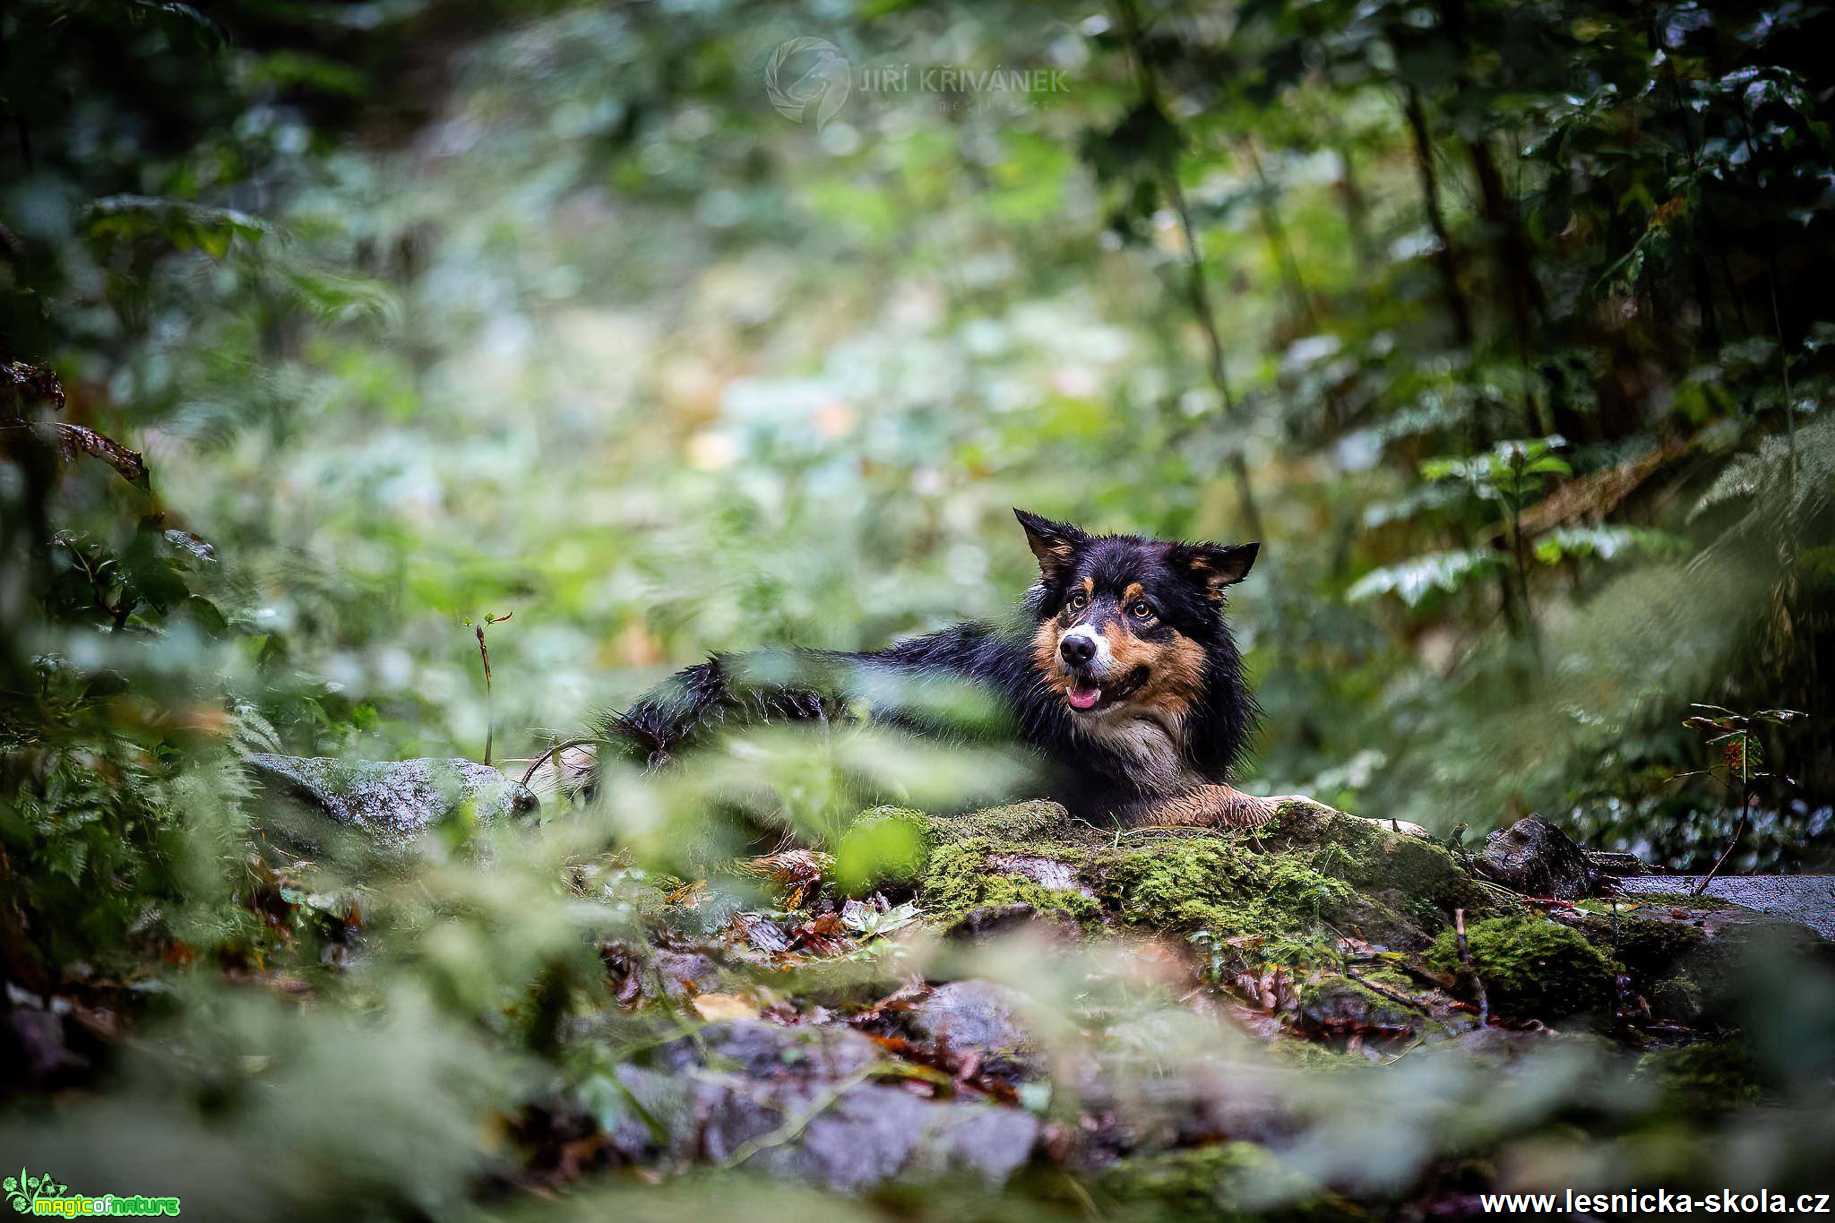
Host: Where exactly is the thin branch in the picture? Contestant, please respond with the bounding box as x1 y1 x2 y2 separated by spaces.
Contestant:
519 737 597 789
1453 908 1489 1025
1114 0 1263 538
1694 789 1754 896
472 611 512 765
721 1063 879 1170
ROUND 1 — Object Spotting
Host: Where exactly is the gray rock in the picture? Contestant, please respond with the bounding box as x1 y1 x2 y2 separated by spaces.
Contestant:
944 903 1079 941
1585 850 1651 877
985 853 1095 898
246 753 538 845
1294 975 1419 1039
1475 817 1596 899
1618 875 1835 941
908 980 1034 1059
630 1020 1039 1190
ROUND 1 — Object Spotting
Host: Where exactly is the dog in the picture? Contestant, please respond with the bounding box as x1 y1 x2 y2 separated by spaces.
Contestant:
590 509 1406 831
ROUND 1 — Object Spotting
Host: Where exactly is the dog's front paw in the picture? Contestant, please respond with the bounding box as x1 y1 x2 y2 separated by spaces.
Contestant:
1263 795 1431 839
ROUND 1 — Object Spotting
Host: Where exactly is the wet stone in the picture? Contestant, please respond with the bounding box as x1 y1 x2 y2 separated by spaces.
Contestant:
627 1020 1039 1191
907 981 1034 1061
247 753 538 845
1475 817 1596 899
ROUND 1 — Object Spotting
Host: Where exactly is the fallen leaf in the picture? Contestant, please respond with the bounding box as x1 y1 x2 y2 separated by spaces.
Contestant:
691 992 759 1021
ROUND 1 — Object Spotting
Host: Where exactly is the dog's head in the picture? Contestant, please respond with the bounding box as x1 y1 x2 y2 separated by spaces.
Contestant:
1015 508 1256 723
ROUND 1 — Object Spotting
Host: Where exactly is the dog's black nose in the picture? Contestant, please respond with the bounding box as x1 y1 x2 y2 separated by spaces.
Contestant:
1060 634 1096 667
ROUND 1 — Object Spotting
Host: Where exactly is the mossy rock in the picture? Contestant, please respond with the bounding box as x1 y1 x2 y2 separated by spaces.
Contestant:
1634 1040 1772 1116
1258 804 1513 917
1102 837 1360 964
903 800 1510 964
1553 896 1830 1024
1094 1142 1342 1221
923 834 1103 929
1427 916 1616 1022
1293 973 1422 1039
923 799 1080 847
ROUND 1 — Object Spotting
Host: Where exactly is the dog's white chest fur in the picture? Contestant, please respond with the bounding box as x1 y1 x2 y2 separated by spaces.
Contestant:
1080 712 1193 794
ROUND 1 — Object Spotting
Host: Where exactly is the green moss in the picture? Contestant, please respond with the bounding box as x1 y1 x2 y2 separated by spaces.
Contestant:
1263 1037 1375 1071
1356 962 1421 997
1096 1142 1335 1221
1646 974 1705 1023
1294 973 1420 1038
1259 806 1506 918
1608 913 1709 978
1105 837 1356 966
1427 916 1617 1021
920 799 1077 847
920 836 1101 929
1634 1040 1771 1115
910 800 1548 986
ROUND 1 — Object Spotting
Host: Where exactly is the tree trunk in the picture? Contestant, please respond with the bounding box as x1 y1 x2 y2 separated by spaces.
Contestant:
1401 84 1475 353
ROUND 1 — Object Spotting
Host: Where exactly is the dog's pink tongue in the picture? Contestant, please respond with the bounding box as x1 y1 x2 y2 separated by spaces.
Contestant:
1068 685 1102 710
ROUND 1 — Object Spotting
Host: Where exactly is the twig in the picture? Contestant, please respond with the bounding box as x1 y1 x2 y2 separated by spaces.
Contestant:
470 611 512 765
1343 966 1430 1013
720 1063 878 1169
519 737 597 789
1694 790 1754 896
1454 908 1489 1025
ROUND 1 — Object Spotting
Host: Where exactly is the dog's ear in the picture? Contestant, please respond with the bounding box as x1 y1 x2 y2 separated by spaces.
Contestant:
1172 541 1259 597
1013 508 1087 581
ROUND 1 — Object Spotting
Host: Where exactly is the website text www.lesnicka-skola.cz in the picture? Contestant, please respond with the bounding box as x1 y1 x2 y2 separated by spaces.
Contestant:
1480 1189 1834 1215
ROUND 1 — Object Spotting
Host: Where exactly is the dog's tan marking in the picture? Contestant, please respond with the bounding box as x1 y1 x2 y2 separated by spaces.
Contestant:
1102 620 1155 669
1133 634 1206 726
1024 532 1078 575
1032 619 1069 696
1121 581 1144 605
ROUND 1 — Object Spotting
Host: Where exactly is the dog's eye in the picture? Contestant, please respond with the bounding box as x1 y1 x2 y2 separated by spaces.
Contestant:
1129 601 1154 620
1067 591 1088 611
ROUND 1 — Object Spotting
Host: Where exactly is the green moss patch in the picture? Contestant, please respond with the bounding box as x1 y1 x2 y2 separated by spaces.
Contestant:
1095 1142 1335 1221
1634 1040 1772 1115
1260 806 1505 917
1104 836 1356 965
1428 916 1617 1021
903 801 1516 966
922 799 1082 847
922 836 1102 930
1293 973 1421 1038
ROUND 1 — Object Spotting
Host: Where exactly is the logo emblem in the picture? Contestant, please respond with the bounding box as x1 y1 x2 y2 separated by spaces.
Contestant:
765 37 851 130
6 1171 68 1215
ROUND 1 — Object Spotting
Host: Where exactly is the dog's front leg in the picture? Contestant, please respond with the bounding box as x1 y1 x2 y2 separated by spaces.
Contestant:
1124 784 1285 830
1124 786 1430 837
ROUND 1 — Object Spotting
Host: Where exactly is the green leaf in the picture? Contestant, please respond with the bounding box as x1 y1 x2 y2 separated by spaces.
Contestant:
1530 526 1686 564
84 195 269 257
1347 550 1503 606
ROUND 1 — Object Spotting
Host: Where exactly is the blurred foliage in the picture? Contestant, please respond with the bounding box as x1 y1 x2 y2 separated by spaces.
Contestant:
2 0 1833 1215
